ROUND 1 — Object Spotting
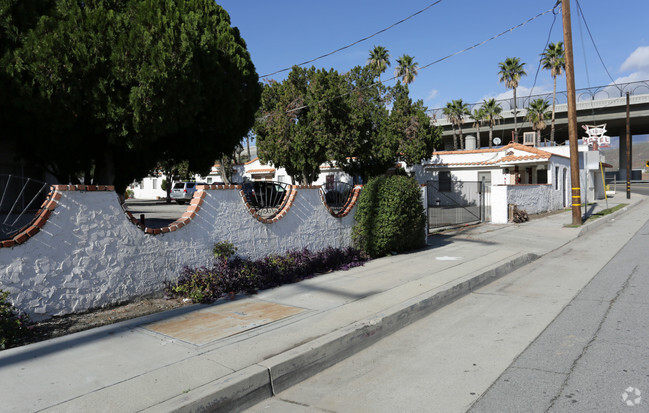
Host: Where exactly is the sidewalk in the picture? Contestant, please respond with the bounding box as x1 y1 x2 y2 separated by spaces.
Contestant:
1 194 644 413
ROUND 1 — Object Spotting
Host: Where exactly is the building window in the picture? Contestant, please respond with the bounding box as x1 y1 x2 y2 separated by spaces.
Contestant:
152 178 157 190
555 166 559 190
439 171 451 192
537 169 548 184
326 174 334 190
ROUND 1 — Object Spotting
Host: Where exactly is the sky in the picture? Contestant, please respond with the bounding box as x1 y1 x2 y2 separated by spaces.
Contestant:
216 0 649 111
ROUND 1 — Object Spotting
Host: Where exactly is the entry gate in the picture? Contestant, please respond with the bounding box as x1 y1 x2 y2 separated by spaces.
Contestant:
426 180 487 230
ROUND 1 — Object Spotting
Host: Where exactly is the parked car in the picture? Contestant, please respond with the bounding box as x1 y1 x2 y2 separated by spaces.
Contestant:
170 181 205 204
241 182 287 208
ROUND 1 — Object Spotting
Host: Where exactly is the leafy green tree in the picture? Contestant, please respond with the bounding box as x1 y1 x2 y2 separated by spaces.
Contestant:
541 42 565 144
384 83 441 168
0 0 56 168
367 45 391 83
525 99 551 146
5 0 260 192
498 57 527 142
330 65 389 182
395 54 418 85
482 98 503 148
331 74 439 182
443 99 470 150
255 66 349 184
256 64 440 185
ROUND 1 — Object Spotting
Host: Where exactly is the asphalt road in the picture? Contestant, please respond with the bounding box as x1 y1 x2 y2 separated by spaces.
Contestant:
122 199 187 228
470 214 649 411
245 199 649 412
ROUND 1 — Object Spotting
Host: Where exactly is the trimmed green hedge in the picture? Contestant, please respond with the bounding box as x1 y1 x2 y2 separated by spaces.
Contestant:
352 175 426 258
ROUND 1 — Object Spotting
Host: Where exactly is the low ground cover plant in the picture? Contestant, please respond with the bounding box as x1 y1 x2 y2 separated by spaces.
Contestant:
165 246 367 303
0 290 32 350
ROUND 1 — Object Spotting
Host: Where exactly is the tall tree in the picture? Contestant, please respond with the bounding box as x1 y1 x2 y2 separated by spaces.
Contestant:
331 65 389 182
525 99 551 146
541 42 565 145
5 0 260 192
367 45 390 83
443 99 470 150
470 107 486 149
395 54 418 85
254 66 348 184
498 57 527 142
383 83 441 171
443 103 459 151
482 98 503 148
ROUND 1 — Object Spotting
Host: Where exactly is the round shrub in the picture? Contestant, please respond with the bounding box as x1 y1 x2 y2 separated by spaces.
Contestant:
352 175 426 258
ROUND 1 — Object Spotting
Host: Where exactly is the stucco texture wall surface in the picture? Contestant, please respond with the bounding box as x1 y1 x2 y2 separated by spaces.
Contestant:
506 185 556 214
0 187 356 318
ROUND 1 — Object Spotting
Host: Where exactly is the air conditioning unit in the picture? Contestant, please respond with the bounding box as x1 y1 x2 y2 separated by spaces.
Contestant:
523 132 536 146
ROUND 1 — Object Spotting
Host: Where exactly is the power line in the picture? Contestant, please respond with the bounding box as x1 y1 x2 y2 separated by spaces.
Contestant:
283 5 559 116
417 5 559 73
575 0 621 92
260 0 446 78
519 5 560 131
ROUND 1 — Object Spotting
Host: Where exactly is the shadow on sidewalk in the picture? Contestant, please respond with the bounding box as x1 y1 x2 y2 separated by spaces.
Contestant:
0 304 204 368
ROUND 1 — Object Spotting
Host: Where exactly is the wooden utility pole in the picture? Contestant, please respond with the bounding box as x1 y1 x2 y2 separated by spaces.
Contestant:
561 0 582 225
626 91 631 199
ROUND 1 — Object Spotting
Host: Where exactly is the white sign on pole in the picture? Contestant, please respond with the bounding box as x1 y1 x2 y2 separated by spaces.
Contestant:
583 124 610 148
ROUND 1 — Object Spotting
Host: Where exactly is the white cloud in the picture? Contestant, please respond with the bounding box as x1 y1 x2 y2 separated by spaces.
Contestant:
427 89 439 101
620 46 649 72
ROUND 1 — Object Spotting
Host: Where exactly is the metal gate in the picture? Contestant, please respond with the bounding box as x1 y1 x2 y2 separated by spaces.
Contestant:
427 180 486 230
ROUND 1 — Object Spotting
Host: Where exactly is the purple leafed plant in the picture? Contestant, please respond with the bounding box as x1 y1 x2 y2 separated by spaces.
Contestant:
165 246 368 303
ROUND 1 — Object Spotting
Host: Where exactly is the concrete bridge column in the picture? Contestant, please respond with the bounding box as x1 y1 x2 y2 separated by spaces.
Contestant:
615 129 632 180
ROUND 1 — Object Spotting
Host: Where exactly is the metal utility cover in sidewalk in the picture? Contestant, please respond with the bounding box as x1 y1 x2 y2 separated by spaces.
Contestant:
144 300 305 345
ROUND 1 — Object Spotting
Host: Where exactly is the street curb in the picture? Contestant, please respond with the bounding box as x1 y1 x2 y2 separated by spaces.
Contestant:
150 253 538 412
578 197 647 237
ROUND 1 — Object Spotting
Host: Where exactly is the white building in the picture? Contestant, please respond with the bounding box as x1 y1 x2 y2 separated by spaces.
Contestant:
417 142 571 223
241 157 353 186
414 141 607 223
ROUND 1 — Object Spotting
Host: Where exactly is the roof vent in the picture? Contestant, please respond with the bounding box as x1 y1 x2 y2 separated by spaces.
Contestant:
523 132 536 146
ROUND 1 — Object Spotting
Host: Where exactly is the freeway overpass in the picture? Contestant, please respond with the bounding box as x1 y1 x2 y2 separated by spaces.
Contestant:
430 80 649 151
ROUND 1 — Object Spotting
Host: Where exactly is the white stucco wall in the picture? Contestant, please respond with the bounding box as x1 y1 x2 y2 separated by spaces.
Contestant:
0 187 356 319
506 185 555 214
490 186 508 224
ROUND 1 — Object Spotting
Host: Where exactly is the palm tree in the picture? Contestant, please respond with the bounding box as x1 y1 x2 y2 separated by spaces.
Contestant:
367 45 391 83
470 107 486 149
443 103 459 150
482 98 503 148
525 99 551 146
541 42 565 145
498 57 527 142
395 54 418 85
443 99 470 150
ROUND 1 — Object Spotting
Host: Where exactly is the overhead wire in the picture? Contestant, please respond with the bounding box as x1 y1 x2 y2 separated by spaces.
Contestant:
575 0 622 92
576 0 596 124
282 5 560 116
518 4 560 135
260 0 446 78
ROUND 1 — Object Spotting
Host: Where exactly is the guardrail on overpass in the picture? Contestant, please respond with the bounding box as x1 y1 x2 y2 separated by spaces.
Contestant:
431 80 649 141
